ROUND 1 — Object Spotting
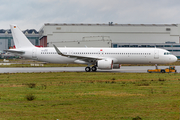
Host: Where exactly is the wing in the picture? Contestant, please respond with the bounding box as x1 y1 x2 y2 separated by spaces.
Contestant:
4 49 25 54
53 44 102 63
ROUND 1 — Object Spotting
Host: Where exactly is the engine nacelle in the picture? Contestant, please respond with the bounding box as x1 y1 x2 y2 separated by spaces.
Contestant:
113 64 121 69
97 59 113 70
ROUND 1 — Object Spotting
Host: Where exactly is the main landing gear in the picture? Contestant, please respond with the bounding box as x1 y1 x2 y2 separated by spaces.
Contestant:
85 66 97 72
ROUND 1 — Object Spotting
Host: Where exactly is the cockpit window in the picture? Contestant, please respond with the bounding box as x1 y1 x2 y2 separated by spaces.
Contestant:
164 52 172 55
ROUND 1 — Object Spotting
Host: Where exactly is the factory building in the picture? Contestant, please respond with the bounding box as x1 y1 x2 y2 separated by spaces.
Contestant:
39 23 180 58
1 23 180 59
0 29 40 53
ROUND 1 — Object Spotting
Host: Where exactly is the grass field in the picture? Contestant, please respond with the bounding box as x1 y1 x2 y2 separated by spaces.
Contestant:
0 72 180 119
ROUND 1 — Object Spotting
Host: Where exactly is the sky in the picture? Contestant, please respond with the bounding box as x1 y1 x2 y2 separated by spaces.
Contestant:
1 0 180 30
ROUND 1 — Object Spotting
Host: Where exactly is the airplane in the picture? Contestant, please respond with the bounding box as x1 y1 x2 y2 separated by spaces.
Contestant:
4 24 177 72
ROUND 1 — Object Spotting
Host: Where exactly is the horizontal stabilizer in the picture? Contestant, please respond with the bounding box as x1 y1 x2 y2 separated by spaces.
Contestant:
4 49 25 54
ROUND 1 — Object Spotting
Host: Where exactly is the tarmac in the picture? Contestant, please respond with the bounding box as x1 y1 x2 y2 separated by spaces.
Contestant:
0 66 179 73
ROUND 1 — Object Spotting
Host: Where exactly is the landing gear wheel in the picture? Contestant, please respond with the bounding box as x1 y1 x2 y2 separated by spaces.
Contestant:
92 66 97 72
161 70 165 73
85 67 91 72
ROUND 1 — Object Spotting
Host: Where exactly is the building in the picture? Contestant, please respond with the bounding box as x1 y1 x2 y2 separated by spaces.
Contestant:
1 23 180 59
0 29 40 52
39 23 180 58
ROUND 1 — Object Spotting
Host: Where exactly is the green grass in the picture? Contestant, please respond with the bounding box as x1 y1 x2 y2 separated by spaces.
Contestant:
0 72 180 119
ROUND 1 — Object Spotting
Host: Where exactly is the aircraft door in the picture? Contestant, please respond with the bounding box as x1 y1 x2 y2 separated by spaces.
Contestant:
32 49 37 59
154 50 159 59
69 50 73 55
98 49 104 57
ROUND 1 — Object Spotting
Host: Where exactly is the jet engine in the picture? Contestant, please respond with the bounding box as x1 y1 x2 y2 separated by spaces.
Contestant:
97 59 113 70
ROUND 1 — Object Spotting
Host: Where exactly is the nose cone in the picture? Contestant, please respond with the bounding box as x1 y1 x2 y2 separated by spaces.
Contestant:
171 55 178 63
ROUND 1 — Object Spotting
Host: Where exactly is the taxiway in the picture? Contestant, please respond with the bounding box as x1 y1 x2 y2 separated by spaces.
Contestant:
0 66 179 73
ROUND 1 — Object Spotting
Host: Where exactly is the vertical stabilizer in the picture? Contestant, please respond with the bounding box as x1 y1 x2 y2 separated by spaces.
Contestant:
10 25 35 49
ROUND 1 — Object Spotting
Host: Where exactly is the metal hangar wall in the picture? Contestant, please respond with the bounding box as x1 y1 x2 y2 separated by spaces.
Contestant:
39 23 180 58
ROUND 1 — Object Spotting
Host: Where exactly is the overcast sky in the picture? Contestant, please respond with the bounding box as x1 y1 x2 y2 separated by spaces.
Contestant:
1 0 180 30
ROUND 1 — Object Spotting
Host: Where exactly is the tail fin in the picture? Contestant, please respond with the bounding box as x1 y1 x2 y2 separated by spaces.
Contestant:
10 25 35 49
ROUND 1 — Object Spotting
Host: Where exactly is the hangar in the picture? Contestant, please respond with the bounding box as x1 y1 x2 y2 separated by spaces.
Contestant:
1 23 180 59
39 23 180 58
0 29 40 51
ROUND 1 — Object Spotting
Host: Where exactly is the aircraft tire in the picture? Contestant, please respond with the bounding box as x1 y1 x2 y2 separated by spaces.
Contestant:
161 70 165 73
92 66 97 72
85 67 91 72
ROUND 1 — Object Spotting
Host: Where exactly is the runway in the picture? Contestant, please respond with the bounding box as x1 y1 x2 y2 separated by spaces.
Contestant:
0 66 179 73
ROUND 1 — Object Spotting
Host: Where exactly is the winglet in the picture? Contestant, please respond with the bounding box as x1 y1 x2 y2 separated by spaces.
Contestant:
53 44 66 56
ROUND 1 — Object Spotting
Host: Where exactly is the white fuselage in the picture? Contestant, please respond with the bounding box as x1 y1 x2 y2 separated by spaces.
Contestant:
19 47 177 64
7 24 178 72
